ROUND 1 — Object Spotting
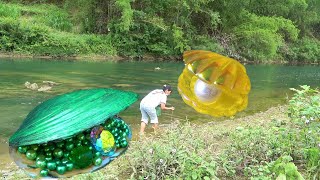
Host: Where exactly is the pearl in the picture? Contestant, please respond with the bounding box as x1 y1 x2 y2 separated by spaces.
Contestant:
194 79 220 103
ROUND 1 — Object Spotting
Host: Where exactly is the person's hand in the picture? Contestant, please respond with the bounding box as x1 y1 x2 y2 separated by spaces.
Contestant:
171 106 175 110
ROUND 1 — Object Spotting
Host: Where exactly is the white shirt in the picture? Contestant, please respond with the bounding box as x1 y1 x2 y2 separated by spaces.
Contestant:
140 89 167 108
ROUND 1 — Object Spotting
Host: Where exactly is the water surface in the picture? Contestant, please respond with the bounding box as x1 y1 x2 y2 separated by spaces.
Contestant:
0 58 319 140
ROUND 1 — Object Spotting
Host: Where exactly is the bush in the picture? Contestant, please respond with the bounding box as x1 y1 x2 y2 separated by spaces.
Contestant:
190 35 224 53
286 38 320 63
36 8 73 32
0 17 48 52
0 2 21 19
28 33 116 57
287 85 320 178
233 10 299 62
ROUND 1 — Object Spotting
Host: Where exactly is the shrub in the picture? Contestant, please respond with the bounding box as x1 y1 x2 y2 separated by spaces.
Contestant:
233 10 299 62
0 17 48 52
190 35 224 53
0 2 21 19
286 38 320 63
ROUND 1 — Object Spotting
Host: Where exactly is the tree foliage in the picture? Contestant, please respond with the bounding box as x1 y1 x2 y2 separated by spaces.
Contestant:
1 0 320 62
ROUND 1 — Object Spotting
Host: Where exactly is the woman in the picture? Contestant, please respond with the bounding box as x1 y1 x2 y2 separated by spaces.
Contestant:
139 84 175 135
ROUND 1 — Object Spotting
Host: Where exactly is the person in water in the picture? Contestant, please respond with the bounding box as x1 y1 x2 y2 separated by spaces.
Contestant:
140 84 175 135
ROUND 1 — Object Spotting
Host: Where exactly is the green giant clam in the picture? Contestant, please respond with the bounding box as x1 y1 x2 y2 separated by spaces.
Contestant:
9 88 138 177
178 50 251 117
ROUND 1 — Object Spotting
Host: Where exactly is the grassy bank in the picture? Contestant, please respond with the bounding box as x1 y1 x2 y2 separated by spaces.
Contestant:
0 2 117 59
2 86 319 179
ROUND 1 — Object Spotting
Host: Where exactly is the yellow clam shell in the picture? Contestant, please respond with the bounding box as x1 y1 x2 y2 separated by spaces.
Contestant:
178 50 251 117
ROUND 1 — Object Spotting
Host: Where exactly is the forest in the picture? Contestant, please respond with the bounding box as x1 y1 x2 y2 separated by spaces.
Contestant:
0 0 319 63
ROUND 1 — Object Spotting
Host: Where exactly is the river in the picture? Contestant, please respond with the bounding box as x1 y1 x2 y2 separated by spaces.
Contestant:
0 58 319 166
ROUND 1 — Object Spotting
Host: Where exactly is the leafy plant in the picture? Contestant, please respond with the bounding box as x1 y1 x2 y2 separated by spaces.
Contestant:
288 85 320 122
304 148 320 179
270 155 304 180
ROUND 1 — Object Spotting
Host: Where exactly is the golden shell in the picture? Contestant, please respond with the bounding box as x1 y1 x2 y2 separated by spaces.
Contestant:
178 50 251 117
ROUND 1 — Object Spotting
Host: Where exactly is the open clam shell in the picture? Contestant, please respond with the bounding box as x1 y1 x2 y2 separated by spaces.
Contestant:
9 88 138 177
178 50 251 117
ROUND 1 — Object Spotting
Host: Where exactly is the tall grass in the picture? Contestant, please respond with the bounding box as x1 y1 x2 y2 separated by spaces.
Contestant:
102 86 319 179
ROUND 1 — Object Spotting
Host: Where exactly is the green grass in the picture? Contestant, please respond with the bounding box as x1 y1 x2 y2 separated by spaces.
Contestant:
4 87 319 179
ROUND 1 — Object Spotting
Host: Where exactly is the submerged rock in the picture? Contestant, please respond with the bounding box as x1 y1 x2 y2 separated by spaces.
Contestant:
37 85 52 92
24 81 38 90
24 81 59 92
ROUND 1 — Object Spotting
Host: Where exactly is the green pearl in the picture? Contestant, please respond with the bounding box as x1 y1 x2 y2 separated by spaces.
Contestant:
36 154 46 161
55 159 61 166
116 123 121 128
45 156 52 161
45 151 52 157
85 134 91 140
111 121 115 127
66 162 74 171
106 124 112 129
114 133 119 138
61 158 69 164
56 165 66 175
47 160 57 170
56 141 64 148
94 151 101 157
76 142 82 147
64 151 70 158
40 169 49 177
83 140 90 146
116 143 120 148
44 146 51 152
18 146 28 154
30 144 39 151
122 132 127 138
121 141 128 148
93 157 102 166
77 133 85 141
26 150 37 160
67 137 74 142
89 146 93 150
111 129 116 134
69 146 93 169
65 142 74 151
53 148 63 158
36 159 47 169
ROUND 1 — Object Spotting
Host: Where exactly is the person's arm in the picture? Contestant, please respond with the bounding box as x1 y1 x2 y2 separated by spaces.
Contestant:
160 103 175 110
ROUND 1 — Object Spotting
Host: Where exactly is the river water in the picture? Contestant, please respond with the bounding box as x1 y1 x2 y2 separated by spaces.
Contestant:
0 58 319 165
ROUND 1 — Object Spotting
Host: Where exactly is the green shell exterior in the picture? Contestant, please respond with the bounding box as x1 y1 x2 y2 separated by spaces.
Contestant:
9 88 138 147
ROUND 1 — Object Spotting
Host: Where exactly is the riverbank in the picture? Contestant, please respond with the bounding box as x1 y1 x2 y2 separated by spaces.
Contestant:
0 52 182 62
2 52 320 65
0 105 289 179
